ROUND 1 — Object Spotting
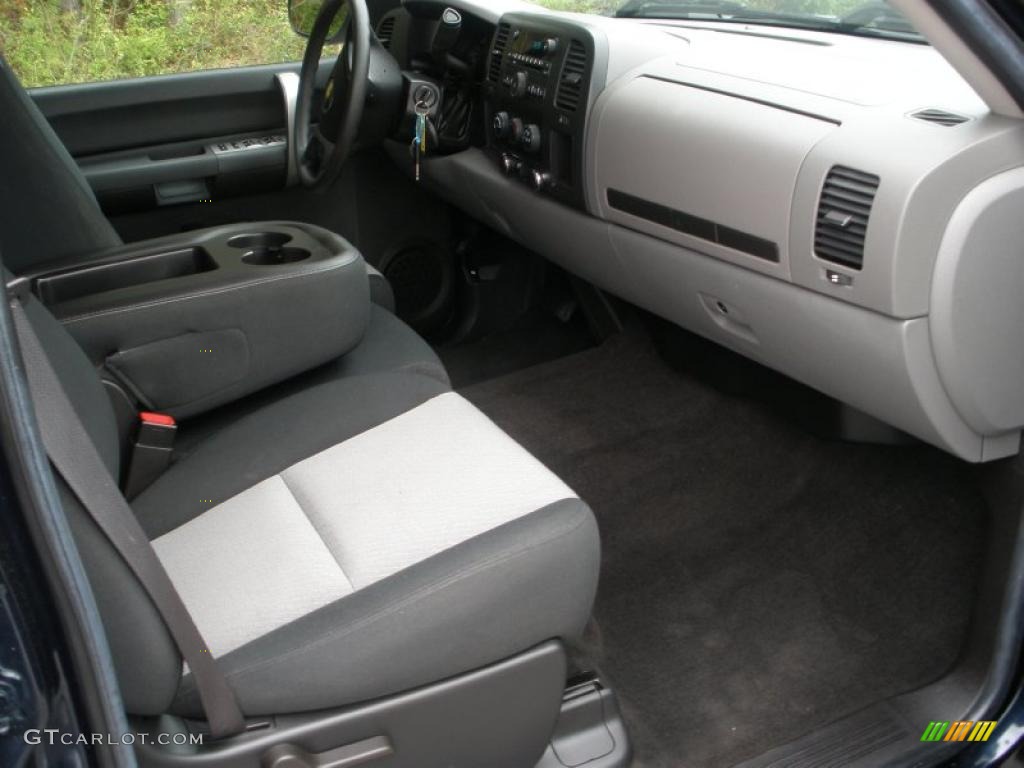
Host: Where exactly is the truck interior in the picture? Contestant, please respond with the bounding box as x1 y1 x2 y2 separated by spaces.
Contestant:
1 0 1023 766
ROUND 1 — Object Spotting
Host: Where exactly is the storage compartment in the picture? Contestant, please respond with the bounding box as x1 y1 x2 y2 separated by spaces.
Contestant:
592 76 836 278
227 231 312 266
243 247 311 266
29 222 370 421
227 232 292 249
35 248 217 306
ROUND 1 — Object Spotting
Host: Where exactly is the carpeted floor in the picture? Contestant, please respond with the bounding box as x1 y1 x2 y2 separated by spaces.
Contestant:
461 328 988 768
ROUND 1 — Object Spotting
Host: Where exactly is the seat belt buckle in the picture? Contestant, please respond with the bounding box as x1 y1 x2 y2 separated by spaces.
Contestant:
123 411 177 499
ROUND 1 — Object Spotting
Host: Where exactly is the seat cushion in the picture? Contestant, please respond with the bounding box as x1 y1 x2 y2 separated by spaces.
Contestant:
134 371 449 537
333 302 449 384
134 377 599 716
170 303 449 459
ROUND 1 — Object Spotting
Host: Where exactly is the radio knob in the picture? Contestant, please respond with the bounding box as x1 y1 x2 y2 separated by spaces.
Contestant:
521 124 542 153
493 111 511 138
530 169 552 191
530 37 559 56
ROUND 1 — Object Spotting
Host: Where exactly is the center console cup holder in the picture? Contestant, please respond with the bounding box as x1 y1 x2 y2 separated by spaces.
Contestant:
228 232 311 266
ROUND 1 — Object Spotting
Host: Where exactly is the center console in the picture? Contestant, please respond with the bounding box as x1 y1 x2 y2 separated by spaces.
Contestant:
484 13 599 209
23 222 369 424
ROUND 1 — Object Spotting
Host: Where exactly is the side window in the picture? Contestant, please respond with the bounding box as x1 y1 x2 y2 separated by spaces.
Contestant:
0 0 309 88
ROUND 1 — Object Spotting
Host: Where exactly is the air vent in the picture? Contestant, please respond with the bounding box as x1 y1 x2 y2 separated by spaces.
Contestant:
376 15 396 50
555 39 587 112
488 23 511 83
911 108 969 127
814 166 880 270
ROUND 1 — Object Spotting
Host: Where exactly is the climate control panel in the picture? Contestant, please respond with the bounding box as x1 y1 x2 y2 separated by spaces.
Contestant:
484 13 596 208
493 112 543 155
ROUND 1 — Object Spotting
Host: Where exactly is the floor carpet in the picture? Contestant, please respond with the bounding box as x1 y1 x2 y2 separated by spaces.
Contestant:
461 329 988 768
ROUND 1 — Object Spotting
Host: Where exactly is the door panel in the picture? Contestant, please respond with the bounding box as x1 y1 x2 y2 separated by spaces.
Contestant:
32 63 310 156
30 62 334 216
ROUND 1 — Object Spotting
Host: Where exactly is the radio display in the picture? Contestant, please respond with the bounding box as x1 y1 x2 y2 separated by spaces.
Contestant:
510 30 554 56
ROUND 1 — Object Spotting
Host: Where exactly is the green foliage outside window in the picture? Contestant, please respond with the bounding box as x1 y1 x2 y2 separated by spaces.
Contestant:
0 0 308 87
530 0 622 13
0 0 884 89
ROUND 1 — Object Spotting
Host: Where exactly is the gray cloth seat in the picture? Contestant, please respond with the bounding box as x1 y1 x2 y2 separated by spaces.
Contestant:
23 294 600 720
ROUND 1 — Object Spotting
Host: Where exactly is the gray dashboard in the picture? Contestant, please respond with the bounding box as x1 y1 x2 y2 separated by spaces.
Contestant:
399 0 1024 462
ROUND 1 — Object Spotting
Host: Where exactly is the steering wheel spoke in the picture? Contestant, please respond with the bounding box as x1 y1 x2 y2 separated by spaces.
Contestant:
304 126 335 172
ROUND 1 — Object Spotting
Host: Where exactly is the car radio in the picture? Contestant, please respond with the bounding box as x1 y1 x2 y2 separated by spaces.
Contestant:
484 14 595 208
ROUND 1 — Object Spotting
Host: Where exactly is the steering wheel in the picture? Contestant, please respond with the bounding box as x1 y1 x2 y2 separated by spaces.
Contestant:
294 0 371 187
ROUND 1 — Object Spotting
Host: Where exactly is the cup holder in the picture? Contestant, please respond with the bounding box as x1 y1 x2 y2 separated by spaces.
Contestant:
227 232 292 250
242 246 311 266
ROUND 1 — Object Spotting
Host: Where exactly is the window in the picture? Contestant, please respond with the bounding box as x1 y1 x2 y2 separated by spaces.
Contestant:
0 0 309 88
526 0 924 42
528 0 621 12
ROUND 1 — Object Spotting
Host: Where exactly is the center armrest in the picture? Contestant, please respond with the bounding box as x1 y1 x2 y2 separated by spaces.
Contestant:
26 221 370 420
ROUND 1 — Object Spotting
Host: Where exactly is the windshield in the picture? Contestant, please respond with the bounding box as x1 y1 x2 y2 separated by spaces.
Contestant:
528 1 924 42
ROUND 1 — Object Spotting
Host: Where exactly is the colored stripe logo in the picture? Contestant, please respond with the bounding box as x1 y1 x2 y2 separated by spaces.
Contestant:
920 721 997 742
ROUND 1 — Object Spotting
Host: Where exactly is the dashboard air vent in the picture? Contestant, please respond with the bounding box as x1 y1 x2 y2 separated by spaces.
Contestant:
376 15 396 50
556 39 587 112
911 108 969 127
489 23 511 83
814 166 880 271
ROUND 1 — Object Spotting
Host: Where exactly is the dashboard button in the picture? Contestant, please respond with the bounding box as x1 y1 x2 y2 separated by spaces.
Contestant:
530 170 553 191
511 70 528 97
501 153 521 175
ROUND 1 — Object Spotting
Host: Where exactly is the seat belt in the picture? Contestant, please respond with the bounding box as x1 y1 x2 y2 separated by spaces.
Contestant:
9 295 246 740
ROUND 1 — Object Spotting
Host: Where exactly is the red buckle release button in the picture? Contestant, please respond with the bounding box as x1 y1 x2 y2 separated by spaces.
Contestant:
140 411 176 427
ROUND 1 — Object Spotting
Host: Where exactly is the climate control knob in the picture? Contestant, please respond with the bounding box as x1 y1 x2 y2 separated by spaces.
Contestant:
521 124 542 153
493 111 511 139
509 117 525 143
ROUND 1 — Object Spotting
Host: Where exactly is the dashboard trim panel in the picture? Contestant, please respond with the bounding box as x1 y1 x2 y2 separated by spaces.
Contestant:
607 188 780 263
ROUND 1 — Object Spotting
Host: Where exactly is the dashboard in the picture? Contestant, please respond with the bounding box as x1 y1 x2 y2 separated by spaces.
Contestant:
380 0 1024 463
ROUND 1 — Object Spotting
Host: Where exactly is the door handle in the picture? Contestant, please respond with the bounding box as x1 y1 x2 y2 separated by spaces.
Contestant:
276 72 300 188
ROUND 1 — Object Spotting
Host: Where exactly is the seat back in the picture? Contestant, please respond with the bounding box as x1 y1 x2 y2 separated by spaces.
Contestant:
0 58 122 273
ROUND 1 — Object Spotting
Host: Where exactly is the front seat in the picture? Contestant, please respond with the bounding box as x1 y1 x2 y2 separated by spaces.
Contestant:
20 288 601 764
2 55 603 766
